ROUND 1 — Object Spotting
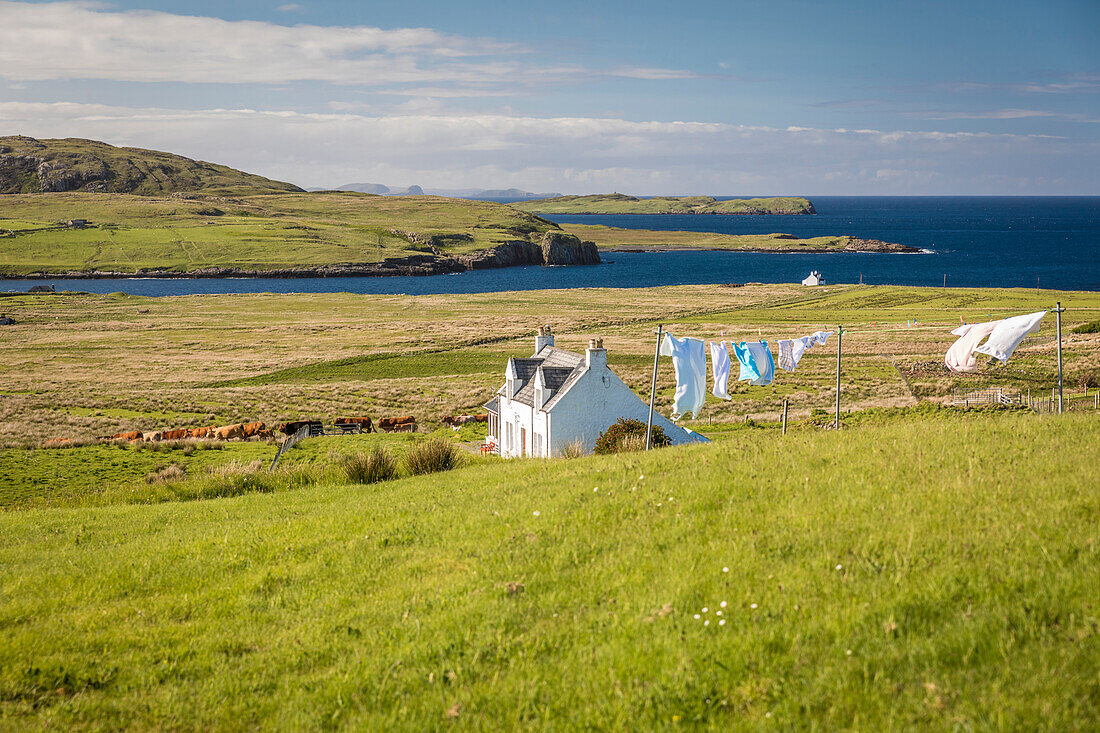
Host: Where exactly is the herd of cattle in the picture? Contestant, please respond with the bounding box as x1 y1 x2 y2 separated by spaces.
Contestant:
41 412 490 448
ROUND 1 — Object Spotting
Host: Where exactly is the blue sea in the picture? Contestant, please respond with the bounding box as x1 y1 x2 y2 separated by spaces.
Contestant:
4 197 1097 295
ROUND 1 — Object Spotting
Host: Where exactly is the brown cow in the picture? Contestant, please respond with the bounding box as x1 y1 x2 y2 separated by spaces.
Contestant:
44 438 70 448
256 429 275 439
189 426 214 439
162 428 190 441
334 417 375 433
215 424 244 440
378 416 417 432
113 430 143 441
241 421 265 438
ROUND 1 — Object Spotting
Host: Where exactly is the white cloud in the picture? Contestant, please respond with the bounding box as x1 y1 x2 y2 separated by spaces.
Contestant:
0 1 516 84
0 102 1094 194
0 1 692 87
915 108 1099 123
277 3 302 11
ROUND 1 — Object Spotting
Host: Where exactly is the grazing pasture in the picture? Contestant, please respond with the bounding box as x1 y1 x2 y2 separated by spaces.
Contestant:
0 283 1096 727
0 412 1096 728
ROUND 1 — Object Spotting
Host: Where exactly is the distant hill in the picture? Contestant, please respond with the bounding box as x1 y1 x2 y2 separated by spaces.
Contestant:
514 193 816 215
328 183 561 200
0 136 303 196
471 188 562 200
330 182 391 195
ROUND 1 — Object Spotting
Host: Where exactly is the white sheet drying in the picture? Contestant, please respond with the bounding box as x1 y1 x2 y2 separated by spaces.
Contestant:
944 321 1000 372
660 332 707 420
973 311 1046 362
709 341 732 400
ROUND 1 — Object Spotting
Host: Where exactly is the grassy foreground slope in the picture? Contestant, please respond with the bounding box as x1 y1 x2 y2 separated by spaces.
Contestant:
515 193 815 215
0 136 302 196
0 191 558 275
0 412 1096 728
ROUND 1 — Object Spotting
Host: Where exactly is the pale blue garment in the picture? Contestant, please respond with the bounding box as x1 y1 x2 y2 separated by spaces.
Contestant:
659 332 707 420
744 341 775 386
736 340 775 386
732 341 761 382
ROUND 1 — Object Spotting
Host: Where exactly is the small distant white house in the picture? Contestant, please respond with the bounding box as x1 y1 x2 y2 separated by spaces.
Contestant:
802 270 824 286
484 326 709 458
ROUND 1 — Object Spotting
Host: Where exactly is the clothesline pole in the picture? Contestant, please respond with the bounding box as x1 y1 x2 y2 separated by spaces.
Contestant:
782 398 789 435
646 324 663 450
834 326 844 430
1054 302 1065 414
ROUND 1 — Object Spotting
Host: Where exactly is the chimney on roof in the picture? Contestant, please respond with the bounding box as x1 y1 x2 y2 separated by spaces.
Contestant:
535 324 554 353
586 336 606 369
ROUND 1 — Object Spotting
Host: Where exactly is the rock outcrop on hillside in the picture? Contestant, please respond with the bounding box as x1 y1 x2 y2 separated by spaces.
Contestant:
539 231 601 265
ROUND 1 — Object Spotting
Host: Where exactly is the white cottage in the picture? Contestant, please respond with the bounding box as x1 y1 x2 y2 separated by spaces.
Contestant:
484 326 709 458
801 270 824 286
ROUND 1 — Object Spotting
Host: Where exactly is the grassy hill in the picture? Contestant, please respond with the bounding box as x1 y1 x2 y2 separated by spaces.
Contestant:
0 411 1096 728
560 223 917 252
0 136 302 196
0 284 1097 726
0 191 560 276
514 193 816 215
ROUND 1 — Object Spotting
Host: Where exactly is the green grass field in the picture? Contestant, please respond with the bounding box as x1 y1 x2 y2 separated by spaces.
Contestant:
0 283 1097 728
0 191 557 275
0 411 1096 728
560 223 896 251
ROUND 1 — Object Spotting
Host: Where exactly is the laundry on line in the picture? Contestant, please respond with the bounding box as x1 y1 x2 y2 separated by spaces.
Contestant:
945 310 1046 373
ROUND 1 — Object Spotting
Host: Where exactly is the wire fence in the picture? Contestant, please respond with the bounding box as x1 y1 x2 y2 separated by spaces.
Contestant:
269 423 310 470
951 387 1023 406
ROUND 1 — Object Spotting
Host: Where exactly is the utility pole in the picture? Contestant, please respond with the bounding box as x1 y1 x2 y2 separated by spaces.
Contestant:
1054 302 1065 414
646 325 663 449
943 273 947 289
834 326 844 430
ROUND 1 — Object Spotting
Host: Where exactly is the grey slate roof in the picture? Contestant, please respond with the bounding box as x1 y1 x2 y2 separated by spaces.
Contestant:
539 366 575 391
483 395 499 413
508 358 543 381
500 345 586 409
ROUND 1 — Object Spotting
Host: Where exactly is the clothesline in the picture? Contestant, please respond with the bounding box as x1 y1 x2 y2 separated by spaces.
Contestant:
659 329 832 420
655 308 1050 422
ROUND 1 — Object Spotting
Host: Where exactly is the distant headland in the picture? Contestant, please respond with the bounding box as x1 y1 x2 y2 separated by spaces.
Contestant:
513 193 816 215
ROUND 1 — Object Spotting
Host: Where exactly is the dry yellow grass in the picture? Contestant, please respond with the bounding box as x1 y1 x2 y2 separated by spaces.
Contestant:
1 284 1097 447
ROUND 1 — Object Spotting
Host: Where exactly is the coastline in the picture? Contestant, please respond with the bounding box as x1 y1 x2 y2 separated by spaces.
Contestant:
2 238 921 280
603 239 921 254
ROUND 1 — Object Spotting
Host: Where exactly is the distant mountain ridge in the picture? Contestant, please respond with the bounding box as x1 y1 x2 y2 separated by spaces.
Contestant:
322 183 561 200
0 136 303 196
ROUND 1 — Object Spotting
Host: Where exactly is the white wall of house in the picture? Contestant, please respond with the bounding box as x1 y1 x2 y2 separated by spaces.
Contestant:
498 390 551 459
496 344 707 458
546 348 706 456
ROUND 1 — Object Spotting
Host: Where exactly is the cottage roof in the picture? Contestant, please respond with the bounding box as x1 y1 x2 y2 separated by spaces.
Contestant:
508 358 543 381
538 366 574 391
483 395 499 413
500 345 586 409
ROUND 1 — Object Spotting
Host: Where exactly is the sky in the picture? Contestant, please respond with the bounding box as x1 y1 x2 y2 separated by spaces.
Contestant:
0 0 1097 194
